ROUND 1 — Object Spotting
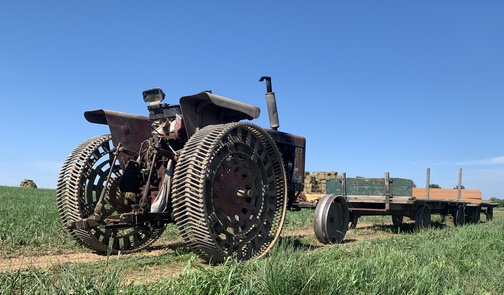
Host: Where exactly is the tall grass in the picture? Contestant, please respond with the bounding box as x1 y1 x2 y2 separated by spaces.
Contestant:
130 218 504 295
283 208 314 230
0 186 180 257
1 186 503 294
2 214 502 294
0 186 79 256
0 264 122 295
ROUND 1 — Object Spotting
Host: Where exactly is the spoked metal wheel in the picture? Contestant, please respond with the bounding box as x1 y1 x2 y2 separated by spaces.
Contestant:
415 204 431 230
172 122 287 262
314 195 349 244
56 135 165 253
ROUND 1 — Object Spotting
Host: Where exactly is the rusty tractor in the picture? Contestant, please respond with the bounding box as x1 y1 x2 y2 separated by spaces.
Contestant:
56 77 306 262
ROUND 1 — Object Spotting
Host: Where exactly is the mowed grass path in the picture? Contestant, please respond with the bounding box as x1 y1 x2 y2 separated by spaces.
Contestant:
1 186 503 294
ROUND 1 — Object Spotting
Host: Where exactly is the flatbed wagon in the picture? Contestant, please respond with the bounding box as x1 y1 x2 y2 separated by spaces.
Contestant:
312 169 498 244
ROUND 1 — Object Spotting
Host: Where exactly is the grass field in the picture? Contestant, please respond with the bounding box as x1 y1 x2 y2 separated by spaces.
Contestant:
1 186 503 294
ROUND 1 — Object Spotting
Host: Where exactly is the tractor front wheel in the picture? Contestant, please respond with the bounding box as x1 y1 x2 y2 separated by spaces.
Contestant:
56 135 165 253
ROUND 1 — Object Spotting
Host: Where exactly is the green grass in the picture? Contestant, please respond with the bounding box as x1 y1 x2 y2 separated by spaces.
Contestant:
2 217 503 294
1 186 503 294
283 208 314 230
0 186 79 256
0 186 180 257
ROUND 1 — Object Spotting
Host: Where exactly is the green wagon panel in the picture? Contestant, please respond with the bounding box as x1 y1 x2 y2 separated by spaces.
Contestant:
326 177 414 196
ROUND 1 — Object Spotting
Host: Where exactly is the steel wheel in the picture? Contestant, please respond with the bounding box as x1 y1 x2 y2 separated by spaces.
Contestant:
349 216 358 229
172 122 287 262
470 205 481 224
453 205 465 227
392 215 403 227
314 195 349 244
56 135 165 253
415 204 431 229
486 206 494 221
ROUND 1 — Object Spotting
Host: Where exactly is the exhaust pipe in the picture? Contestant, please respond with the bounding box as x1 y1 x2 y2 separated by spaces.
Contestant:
259 76 280 130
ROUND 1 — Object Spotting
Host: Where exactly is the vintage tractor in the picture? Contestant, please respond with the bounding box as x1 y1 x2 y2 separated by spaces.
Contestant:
56 77 306 262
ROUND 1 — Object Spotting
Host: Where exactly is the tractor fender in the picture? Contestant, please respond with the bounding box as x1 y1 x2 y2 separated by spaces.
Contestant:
179 92 260 138
84 109 152 157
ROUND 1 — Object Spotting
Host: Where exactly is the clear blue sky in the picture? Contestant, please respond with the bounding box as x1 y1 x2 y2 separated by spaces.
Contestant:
1 1 503 199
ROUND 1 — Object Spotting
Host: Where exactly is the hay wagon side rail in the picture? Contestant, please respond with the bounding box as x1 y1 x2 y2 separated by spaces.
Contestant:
319 169 497 234
315 169 497 243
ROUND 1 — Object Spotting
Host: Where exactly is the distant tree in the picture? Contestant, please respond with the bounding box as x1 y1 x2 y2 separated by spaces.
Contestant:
453 185 465 189
429 184 441 189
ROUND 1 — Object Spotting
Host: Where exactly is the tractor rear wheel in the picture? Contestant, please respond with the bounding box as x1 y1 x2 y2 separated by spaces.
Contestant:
56 135 165 253
172 122 287 262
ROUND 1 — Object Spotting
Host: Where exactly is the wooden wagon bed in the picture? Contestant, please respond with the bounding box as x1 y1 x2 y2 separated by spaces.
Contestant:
321 170 497 228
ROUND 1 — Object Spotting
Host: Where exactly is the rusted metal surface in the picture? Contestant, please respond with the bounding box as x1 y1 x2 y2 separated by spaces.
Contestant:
264 129 306 188
84 110 152 169
179 92 260 138
259 76 280 130
171 122 287 262
57 135 165 253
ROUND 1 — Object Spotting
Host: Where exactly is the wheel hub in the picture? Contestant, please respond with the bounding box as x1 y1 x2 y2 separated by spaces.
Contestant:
213 152 260 229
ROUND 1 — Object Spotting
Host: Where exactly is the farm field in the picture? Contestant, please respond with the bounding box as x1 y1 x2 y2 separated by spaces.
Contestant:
1 186 503 294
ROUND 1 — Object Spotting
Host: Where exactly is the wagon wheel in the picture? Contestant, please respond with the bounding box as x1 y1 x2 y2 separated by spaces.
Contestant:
485 206 494 221
56 135 165 253
349 216 358 229
470 205 481 224
314 195 349 244
453 205 465 227
415 204 431 229
392 215 403 227
172 122 287 262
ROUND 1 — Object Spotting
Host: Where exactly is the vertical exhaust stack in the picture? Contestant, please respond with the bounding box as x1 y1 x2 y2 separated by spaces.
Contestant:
259 76 280 130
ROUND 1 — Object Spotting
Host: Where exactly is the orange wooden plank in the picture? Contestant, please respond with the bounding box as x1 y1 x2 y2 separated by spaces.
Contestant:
412 188 482 204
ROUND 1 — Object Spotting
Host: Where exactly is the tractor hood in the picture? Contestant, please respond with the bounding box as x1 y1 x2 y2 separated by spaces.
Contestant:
179 92 260 138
